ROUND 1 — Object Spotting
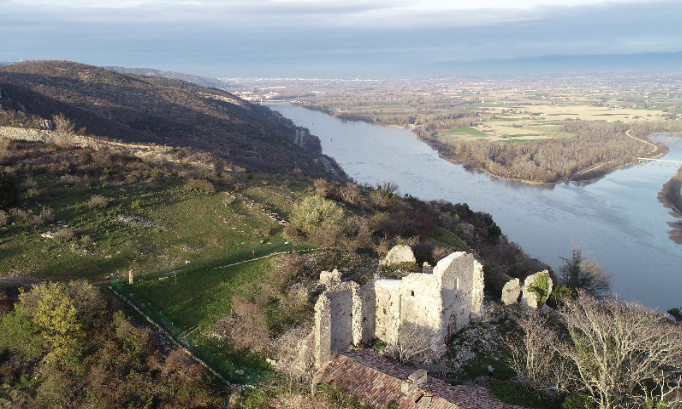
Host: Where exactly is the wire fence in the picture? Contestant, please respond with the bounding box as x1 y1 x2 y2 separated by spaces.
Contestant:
107 245 314 385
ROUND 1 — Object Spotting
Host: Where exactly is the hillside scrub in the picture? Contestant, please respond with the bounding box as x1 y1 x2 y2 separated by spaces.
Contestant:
0 60 337 178
0 124 555 403
0 281 224 408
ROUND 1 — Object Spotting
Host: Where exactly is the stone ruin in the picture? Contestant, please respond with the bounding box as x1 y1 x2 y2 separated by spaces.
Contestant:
379 244 417 266
313 249 484 368
501 270 553 309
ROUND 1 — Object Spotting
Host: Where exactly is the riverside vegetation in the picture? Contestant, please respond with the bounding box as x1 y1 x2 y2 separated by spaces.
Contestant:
1 61 681 409
231 76 682 184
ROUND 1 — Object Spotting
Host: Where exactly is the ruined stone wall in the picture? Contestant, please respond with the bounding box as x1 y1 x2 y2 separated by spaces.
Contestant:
433 252 484 339
314 294 332 369
358 283 376 343
314 281 359 368
328 282 356 353
400 273 443 334
373 279 403 345
0 126 51 142
313 250 485 368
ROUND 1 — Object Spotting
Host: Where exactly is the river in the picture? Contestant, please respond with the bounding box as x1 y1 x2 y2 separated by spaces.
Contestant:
271 104 682 310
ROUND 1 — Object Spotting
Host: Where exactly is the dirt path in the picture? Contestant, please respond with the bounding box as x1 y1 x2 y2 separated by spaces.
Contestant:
626 129 658 155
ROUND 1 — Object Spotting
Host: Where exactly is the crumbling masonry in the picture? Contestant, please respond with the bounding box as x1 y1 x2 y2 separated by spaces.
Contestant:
313 251 484 368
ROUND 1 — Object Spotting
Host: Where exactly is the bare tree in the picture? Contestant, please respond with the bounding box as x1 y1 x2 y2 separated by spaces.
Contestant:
269 326 316 396
51 113 76 146
555 292 682 409
385 322 440 365
503 309 561 385
558 246 611 298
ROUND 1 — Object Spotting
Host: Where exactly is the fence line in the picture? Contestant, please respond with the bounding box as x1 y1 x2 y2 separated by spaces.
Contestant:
107 248 314 385
108 284 232 385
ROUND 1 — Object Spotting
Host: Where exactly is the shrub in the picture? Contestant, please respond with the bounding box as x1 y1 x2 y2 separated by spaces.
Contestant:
490 380 559 408
32 206 54 226
339 182 361 205
340 216 373 251
8 208 29 224
313 178 331 196
214 298 269 354
0 169 18 210
369 188 394 209
54 226 75 242
287 195 344 241
0 210 7 227
223 191 236 205
185 178 215 194
562 394 596 409
88 195 108 209
80 234 93 247
59 174 89 191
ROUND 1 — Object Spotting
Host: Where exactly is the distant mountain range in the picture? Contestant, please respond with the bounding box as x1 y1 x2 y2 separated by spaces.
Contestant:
430 52 682 76
105 66 233 90
0 60 335 177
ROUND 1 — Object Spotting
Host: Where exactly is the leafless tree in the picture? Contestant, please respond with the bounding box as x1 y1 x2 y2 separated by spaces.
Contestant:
269 326 316 396
555 292 682 409
385 322 440 365
503 309 565 386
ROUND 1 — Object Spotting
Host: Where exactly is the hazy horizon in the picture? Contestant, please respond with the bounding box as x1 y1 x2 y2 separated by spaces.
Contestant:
3 0 681 79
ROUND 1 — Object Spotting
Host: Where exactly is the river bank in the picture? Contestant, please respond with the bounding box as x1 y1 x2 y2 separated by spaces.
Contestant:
293 102 668 186
659 166 682 243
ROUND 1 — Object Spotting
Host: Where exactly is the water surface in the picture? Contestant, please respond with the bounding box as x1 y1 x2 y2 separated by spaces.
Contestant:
272 104 682 310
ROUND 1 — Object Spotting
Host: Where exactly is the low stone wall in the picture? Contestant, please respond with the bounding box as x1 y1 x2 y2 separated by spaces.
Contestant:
0 126 52 142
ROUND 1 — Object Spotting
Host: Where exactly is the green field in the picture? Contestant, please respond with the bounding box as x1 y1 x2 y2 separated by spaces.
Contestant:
438 127 489 140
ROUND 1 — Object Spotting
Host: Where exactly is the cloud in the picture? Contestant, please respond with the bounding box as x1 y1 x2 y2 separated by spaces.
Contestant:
2 0 680 77
3 0 657 28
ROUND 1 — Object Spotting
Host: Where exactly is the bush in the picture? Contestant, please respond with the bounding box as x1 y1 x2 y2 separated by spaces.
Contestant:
8 208 29 224
287 195 344 244
562 394 596 409
185 178 215 194
88 195 108 209
339 182 361 205
32 206 54 226
369 188 394 209
54 226 75 242
490 380 559 409
0 170 18 210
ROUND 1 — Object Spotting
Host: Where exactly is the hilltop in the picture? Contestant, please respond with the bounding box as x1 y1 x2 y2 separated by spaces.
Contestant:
0 61 551 408
0 60 338 178
1 62 679 409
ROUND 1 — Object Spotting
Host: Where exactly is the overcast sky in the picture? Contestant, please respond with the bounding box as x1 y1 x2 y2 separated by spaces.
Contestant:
2 0 680 78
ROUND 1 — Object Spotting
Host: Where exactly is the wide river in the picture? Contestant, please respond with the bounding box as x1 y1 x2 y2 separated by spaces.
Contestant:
271 104 682 310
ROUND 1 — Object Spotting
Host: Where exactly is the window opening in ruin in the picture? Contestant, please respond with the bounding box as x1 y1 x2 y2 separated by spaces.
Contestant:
411 290 415 296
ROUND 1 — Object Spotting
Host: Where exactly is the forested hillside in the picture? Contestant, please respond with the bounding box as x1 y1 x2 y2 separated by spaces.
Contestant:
0 61 336 178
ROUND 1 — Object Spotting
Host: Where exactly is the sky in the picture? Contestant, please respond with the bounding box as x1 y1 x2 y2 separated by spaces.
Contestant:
2 0 681 78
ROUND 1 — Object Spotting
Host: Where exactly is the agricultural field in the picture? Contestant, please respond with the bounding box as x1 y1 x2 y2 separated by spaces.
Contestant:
227 74 682 183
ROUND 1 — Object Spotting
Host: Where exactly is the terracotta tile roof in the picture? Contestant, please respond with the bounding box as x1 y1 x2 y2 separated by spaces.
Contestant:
316 350 525 409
